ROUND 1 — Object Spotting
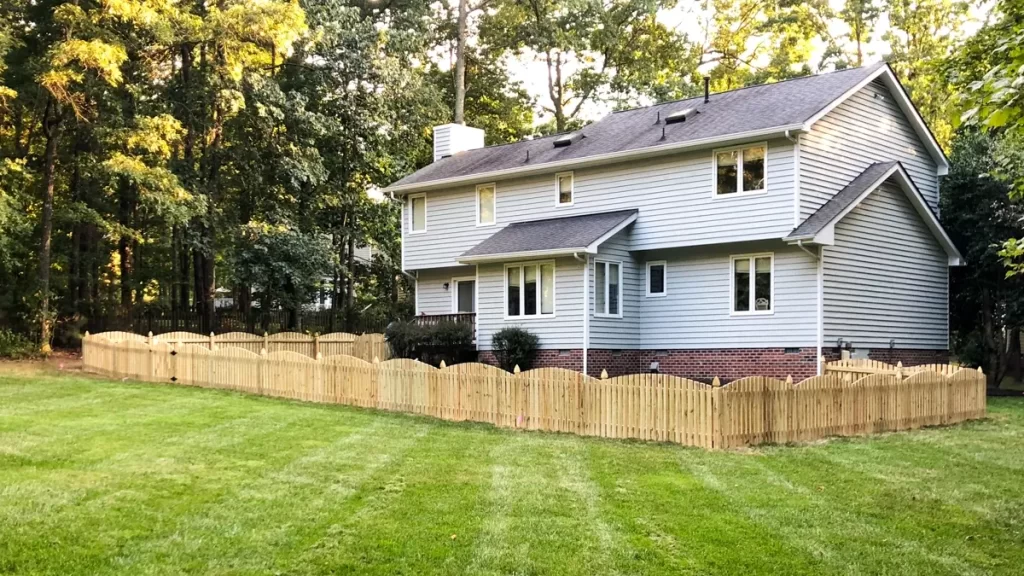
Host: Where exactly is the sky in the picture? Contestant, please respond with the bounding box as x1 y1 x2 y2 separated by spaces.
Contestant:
476 0 991 125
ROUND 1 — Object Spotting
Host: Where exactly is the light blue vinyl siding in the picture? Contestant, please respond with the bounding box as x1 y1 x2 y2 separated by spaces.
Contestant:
403 138 795 270
477 256 584 351
800 79 939 220
414 266 475 314
590 229 641 349
636 242 818 349
823 182 948 349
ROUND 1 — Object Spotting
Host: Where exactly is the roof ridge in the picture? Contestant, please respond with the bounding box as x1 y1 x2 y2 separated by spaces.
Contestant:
611 63 885 115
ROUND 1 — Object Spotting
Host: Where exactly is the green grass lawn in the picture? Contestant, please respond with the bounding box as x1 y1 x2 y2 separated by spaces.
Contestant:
2 367 1023 576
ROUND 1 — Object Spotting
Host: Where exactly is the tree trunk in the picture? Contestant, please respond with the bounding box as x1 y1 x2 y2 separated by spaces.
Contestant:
981 287 1003 387
37 99 61 353
454 0 469 124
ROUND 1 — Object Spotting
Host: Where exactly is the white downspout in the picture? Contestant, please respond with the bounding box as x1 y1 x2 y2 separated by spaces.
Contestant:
795 240 823 376
576 252 589 376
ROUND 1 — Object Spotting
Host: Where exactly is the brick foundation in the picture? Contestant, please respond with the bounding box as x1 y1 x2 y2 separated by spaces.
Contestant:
479 347 949 380
480 348 818 381
865 348 949 366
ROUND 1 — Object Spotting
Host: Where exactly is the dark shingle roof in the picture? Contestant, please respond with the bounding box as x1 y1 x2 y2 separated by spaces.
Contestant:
787 161 899 239
391 64 885 189
460 210 638 260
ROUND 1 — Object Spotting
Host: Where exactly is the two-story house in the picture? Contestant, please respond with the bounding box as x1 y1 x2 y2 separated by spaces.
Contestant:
384 63 963 379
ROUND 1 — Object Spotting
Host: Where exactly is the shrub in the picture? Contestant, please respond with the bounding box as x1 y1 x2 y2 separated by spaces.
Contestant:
385 320 475 366
0 329 38 359
491 327 538 372
426 321 475 366
385 320 427 359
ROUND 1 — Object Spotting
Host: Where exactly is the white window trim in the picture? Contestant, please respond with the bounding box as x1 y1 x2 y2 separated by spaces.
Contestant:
593 259 624 319
451 276 477 314
646 260 667 298
711 142 768 199
503 260 556 320
409 193 427 234
555 171 574 207
729 252 775 316
476 183 496 227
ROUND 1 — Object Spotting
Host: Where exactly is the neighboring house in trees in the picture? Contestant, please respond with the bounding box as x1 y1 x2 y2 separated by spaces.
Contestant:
383 63 962 379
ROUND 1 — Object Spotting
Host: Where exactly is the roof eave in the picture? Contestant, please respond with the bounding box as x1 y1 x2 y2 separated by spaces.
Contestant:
385 125 806 195
457 247 593 265
785 163 963 265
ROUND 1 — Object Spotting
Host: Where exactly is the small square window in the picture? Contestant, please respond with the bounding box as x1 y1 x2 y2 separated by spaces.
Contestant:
556 172 573 205
647 261 666 297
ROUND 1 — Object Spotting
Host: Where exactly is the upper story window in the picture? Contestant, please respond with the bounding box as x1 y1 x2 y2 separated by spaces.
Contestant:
506 262 555 318
594 260 622 317
410 194 426 233
714 144 766 196
646 261 666 297
731 253 773 314
556 172 574 206
477 183 495 226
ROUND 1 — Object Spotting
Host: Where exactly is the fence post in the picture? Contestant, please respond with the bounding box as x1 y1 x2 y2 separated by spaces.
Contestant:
314 333 320 359
209 332 216 351
819 355 826 376
711 377 722 450
264 331 270 353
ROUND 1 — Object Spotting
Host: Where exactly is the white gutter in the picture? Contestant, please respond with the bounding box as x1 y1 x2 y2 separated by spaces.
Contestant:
385 125 806 195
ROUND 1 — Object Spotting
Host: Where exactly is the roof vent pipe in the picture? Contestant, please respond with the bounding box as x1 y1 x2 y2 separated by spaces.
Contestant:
704 76 710 104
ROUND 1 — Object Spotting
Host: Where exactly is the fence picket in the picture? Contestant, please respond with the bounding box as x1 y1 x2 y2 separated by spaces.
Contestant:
82 334 988 450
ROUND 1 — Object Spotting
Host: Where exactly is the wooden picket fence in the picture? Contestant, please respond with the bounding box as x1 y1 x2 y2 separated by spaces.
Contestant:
823 358 963 380
88 329 389 362
82 334 987 450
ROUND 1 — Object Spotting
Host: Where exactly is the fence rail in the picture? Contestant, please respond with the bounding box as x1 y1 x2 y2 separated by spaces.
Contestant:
82 335 987 450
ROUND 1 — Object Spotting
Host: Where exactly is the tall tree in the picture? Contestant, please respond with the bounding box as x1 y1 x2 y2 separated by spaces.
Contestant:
841 0 881 66
480 0 692 132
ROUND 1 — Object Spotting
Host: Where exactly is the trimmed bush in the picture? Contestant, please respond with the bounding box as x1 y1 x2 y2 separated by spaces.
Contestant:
491 327 538 372
385 320 475 366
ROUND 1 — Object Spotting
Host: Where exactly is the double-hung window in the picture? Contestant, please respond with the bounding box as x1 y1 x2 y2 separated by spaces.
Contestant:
714 144 766 196
731 254 773 314
506 262 554 317
556 172 574 206
477 184 495 226
410 194 426 233
594 260 622 317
